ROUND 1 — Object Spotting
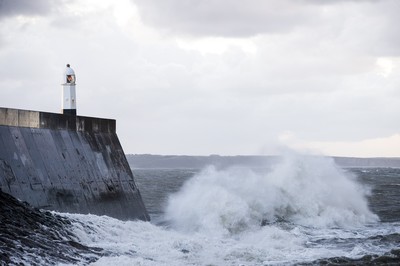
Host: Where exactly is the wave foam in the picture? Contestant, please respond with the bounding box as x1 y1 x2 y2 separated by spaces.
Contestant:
165 154 379 235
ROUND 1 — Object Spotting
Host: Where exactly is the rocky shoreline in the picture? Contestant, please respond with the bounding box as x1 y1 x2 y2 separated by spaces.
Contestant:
0 190 102 265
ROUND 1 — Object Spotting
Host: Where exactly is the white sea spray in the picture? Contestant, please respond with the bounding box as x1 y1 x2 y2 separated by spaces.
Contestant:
165 154 378 235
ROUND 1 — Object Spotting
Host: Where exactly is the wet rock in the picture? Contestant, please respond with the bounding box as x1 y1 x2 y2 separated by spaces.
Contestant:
0 190 103 265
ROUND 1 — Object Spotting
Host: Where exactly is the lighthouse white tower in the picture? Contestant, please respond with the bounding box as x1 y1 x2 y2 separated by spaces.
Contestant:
62 64 77 116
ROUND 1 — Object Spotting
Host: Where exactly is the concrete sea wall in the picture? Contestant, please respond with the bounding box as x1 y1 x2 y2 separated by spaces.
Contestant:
0 107 149 221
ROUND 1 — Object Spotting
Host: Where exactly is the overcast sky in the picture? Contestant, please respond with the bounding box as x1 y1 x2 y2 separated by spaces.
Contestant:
1 0 399 157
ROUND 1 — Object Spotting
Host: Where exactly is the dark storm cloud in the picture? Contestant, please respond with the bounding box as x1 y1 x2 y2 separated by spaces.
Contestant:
0 0 53 19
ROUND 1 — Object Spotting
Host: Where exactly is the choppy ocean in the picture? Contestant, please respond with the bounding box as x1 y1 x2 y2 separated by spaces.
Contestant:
2 155 400 265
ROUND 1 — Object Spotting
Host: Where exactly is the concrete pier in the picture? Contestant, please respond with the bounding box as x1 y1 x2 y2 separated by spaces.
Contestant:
0 107 149 221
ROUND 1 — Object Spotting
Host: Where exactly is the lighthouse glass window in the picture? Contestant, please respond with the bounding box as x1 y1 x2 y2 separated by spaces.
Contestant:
66 75 75 84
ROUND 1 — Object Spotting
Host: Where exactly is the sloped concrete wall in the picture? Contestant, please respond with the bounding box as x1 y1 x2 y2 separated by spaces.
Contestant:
0 107 149 221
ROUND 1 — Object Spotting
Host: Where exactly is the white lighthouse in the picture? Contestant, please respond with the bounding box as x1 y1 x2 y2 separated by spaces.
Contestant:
62 64 77 116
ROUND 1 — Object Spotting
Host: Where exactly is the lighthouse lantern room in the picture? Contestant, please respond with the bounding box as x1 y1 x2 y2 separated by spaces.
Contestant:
62 64 77 116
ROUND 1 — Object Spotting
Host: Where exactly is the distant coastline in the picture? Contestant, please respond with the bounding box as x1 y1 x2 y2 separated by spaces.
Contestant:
127 154 400 169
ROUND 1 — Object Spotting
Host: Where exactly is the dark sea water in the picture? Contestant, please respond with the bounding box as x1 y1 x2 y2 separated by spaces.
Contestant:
2 155 400 265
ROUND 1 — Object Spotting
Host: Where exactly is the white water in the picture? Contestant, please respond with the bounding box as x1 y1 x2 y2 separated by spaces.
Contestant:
60 155 399 266
166 154 378 234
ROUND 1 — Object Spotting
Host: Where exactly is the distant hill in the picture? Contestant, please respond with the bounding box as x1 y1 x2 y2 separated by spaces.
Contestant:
126 154 400 169
332 157 400 168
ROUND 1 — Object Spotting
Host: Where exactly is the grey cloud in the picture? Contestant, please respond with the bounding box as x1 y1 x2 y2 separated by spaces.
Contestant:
133 0 319 37
0 0 54 19
297 0 379 4
133 0 400 56
132 0 386 37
